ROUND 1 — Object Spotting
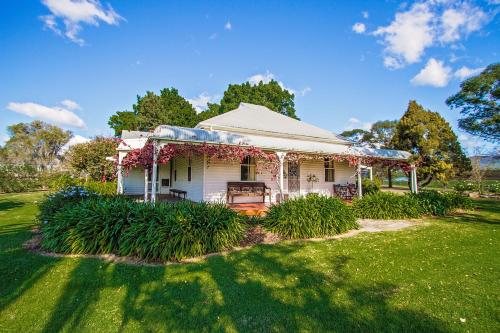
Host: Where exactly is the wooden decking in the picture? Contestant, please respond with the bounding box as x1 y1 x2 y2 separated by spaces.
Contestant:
227 203 270 217
125 194 185 202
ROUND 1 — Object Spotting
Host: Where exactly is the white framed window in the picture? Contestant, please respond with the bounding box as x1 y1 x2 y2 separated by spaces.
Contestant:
187 158 192 182
324 158 335 182
241 156 256 181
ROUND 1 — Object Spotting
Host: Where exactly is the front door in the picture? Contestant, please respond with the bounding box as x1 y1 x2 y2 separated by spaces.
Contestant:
288 161 300 195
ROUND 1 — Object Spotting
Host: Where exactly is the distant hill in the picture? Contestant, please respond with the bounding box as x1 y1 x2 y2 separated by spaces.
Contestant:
470 155 500 170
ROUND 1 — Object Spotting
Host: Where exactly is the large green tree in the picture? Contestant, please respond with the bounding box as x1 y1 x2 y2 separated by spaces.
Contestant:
391 100 471 187
65 137 119 181
205 80 298 119
1 121 72 170
108 88 198 136
446 63 499 142
340 120 398 148
341 120 398 187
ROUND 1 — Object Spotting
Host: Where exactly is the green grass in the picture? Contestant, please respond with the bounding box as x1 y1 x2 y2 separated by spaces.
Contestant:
1 192 499 332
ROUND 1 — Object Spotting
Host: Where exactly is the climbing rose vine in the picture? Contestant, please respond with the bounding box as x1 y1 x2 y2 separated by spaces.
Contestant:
121 141 411 176
121 141 279 177
286 152 411 171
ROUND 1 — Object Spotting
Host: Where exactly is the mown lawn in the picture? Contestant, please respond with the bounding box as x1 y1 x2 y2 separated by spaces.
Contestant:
0 192 499 332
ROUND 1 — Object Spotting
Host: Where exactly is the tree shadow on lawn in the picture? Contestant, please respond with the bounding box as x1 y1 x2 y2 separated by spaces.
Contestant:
0 197 61 315
441 199 500 226
0 200 24 212
0 230 61 315
40 243 453 332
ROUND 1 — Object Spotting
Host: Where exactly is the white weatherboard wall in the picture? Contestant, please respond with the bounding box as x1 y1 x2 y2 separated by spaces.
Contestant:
297 160 356 196
170 156 204 202
123 168 145 195
123 163 172 195
203 159 286 203
123 157 357 202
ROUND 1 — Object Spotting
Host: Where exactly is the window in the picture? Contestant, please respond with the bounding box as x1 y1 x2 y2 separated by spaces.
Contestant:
241 156 256 181
187 158 192 182
324 158 335 182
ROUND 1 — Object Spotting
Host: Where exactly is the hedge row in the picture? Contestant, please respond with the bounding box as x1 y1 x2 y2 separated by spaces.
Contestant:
352 191 473 219
263 194 358 239
40 195 246 261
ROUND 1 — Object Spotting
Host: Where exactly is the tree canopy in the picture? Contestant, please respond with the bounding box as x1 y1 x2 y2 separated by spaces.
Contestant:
109 81 299 136
446 63 499 142
205 80 298 119
0 121 72 170
391 100 471 187
65 137 119 181
340 120 398 148
108 88 198 136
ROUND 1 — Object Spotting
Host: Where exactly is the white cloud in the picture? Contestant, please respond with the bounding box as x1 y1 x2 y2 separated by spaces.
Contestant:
440 3 488 43
373 1 490 69
352 22 366 34
187 93 219 113
247 71 275 85
224 21 232 30
7 101 86 128
40 0 124 46
454 66 484 80
374 2 434 66
247 71 311 97
345 117 372 131
60 134 90 153
0 134 9 146
383 56 404 70
362 11 369 19
60 99 81 110
299 87 312 96
411 58 452 87
209 33 217 40
458 133 496 155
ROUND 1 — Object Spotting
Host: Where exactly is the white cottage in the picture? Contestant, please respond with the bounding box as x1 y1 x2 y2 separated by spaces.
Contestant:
116 103 417 203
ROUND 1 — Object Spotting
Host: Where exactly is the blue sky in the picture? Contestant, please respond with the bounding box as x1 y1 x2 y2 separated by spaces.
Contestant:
0 0 498 153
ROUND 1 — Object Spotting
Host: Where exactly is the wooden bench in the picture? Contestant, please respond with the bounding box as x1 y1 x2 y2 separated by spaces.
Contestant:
227 182 271 204
169 188 187 199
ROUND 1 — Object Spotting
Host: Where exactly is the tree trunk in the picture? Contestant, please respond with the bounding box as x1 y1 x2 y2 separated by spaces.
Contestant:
388 167 393 188
418 174 433 188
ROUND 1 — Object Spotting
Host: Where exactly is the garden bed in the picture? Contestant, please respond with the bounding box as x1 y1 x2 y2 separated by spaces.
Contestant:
25 217 422 265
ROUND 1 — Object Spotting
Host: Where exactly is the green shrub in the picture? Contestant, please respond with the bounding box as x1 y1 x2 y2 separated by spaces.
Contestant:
487 181 500 194
41 196 140 254
0 164 42 193
81 180 117 195
443 191 474 211
38 186 98 224
264 195 358 239
362 178 381 195
47 173 117 196
352 192 423 219
46 172 76 191
40 197 246 261
409 190 473 216
453 181 477 193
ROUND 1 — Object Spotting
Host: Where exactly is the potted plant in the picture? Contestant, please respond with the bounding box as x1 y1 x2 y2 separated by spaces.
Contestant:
307 173 319 191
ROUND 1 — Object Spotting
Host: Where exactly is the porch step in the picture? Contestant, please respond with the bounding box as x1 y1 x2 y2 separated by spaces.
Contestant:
228 203 269 217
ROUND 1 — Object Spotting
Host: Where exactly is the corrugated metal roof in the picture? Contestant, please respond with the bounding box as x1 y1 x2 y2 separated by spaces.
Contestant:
121 130 152 139
348 146 411 160
148 125 410 160
152 125 348 154
196 102 349 144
